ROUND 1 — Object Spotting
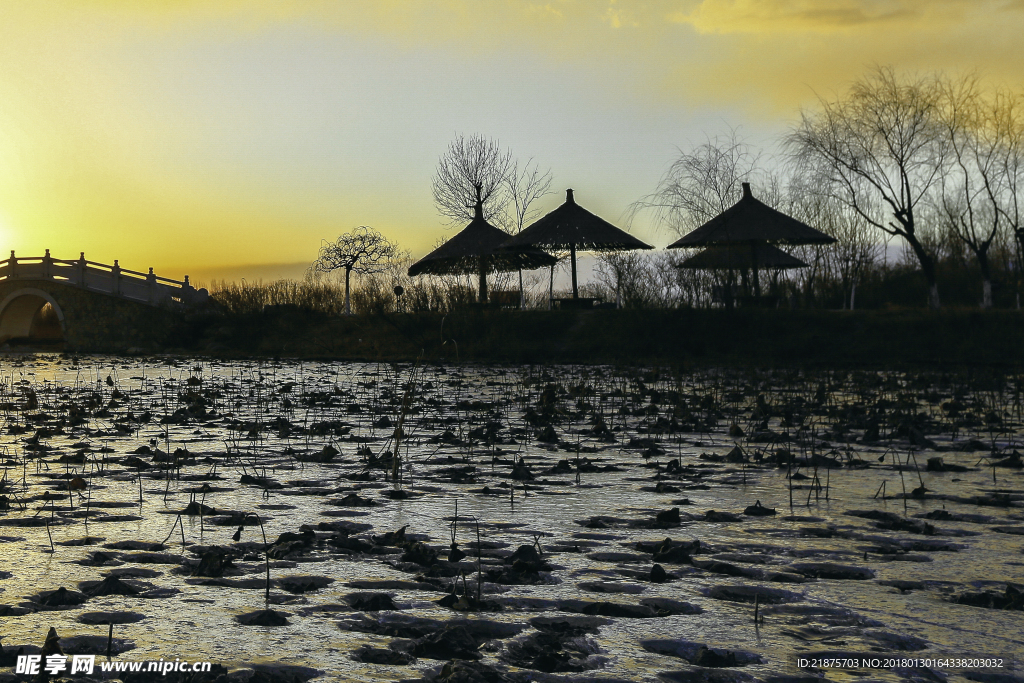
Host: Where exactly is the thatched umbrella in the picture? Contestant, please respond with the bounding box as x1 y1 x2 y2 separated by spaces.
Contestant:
502 189 653 300
408 201 556 303
667 183 835 296
678 243 808 270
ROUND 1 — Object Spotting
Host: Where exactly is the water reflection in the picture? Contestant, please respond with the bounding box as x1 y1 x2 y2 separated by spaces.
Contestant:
0 356 1020 681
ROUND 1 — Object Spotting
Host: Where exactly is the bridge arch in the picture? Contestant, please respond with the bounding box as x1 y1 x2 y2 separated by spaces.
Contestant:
0 288 66 345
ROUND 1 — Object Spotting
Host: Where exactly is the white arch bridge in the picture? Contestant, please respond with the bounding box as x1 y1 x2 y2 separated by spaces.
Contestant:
0 250 209 348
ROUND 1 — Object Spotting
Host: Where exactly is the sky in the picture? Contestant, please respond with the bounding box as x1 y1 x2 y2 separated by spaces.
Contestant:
1 1 1022 284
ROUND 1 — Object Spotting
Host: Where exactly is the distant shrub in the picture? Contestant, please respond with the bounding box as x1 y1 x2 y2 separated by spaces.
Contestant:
209 279 346 316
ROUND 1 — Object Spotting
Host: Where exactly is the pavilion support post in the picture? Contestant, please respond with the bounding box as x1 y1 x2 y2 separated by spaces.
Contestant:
548 264 554 310
725 268 735 310
478 255 488 304
751 243 761 298
570 244 578 299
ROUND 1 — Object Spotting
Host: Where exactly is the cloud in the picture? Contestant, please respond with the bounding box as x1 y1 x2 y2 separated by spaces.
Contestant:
602 0 641 28
668 0 998 34
3 1 1024 269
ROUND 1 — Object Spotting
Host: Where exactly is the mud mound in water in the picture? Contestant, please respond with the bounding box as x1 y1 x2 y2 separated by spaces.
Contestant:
786 563 874 580
951 583 1024 610
642 640 765 667
33 586 89 608
235 609 291 626
276 574 334 593
59 634 136 656
344 592 397 611
77 611 148 624
706 585 803 604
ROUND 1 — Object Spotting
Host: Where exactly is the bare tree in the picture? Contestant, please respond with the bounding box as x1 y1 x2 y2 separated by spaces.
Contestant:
500 158 554 233
596 251 638 308
498 158 553 305
936 75 1013 308
596 251 694 309
989 90 1024 306
629 130 766 237
787 173 881 309
627 130 781 307
430 135 555 304
789 66 947 309
432 134 513 225
312 226 399 315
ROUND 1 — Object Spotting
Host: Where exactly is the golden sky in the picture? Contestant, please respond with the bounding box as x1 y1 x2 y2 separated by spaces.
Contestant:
0 1 1021 281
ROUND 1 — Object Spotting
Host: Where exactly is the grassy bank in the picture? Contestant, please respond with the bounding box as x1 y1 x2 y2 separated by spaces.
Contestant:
162 307 1024 368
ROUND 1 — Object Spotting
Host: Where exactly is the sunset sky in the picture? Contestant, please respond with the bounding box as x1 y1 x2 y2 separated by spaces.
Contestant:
1 1 1021 283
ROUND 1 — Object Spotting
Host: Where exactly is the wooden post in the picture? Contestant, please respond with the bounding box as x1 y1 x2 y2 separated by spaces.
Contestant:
750 242 761 298
478 255 488 304
548 264 554 310
570 243 578 300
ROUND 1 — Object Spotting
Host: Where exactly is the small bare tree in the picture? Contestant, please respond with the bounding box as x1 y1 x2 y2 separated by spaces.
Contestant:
596 251 689 309
312 226 399 315
432 134 513 225
787 173 881 309
499 158 553 305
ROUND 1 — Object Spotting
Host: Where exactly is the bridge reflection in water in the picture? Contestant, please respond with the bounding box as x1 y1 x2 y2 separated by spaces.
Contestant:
0 250 208 347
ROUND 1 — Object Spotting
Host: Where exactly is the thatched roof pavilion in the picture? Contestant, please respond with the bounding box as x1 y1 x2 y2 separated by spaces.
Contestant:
408 202 556 303
668 182 834 297
502 189 653 300
668 183 836 248
678 242 808 270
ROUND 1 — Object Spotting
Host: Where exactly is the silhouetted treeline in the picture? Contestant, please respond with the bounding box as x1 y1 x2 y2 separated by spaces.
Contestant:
207 242 1023 316
213 67 1024 315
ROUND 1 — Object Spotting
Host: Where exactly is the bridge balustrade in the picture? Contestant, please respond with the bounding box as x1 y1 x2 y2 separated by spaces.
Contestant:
0 251 208 306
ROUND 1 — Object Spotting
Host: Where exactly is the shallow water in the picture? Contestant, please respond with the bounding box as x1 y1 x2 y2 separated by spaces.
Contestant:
0 356 1021 682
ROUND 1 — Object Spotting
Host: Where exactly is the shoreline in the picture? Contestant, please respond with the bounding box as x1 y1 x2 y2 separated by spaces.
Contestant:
164 308 1024 368
7 308 1024 369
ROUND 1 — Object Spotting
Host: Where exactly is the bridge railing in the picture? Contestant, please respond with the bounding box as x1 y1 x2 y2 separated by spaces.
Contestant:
0 251 209 306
